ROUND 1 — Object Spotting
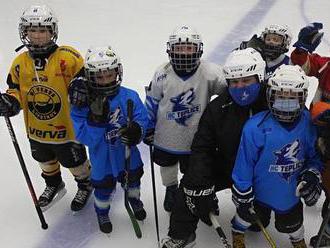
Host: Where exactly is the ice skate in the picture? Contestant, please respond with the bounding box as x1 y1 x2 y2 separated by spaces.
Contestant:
38 181 67 212
161 233 196 248
71 183 93 212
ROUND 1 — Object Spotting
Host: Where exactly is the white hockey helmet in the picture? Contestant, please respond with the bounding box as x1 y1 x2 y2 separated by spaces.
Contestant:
85 46 123 97
261 24 292 60
267 65 309 123
19 5 58 55
166 25 203 73
223 48 266 83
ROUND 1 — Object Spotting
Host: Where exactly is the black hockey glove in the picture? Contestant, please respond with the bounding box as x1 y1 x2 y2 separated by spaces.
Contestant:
232 185 255 223
118 121 142 146
68 77 89 107
0 93 20 117
183 181 219 226
143 128 155 146
293 22 324 53
239 34 265 55
88 96 109 125
296 168 322 206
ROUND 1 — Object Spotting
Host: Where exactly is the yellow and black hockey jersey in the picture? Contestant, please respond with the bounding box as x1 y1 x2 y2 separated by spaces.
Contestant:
6 46 83 144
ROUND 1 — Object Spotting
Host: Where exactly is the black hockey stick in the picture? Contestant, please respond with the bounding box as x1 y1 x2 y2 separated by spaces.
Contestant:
124 99 142 238
3 116 48 230
209 213 231 248
149 145 160 247
249 208 276 248
313 202 330 248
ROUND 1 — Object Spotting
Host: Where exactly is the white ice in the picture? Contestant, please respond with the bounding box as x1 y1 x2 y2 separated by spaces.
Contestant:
0 0 330 247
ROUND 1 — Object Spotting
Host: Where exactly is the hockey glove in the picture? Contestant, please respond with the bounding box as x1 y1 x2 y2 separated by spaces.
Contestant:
0 93 20 117
118 121 142 146
143 128 155 146
183 182 219 226
68 77 89 107
88 96 109 126
296 168 322 206
239 35 265 55
293 22 324 53
232 185 255 223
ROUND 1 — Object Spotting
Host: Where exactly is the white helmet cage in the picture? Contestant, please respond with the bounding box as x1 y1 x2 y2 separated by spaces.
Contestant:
267 65 309 123
223 48 266 83
261 24 292 60
19 5 58 55
166 25 203 73
84 46 123 97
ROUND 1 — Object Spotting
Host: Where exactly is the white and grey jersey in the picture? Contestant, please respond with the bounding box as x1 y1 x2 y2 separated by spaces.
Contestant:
145 60 227 154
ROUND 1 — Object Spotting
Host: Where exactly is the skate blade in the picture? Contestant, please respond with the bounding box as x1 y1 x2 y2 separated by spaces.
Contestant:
40 188 67 212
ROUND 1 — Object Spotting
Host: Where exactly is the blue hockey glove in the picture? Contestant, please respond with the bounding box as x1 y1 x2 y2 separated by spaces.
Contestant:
232 185 255 223
293 22 324 53
68 77 89 107
296 168 322 206
119 121 142 146
183 180 219 226
0 93 20 117
143 128 155 146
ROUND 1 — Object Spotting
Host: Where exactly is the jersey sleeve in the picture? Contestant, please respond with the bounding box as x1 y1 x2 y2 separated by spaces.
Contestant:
6 56 22 105
144 70 163 129
130 90 149 141
184 102 219 187
70 106 106 148
291 48 330 77
232 121 260 191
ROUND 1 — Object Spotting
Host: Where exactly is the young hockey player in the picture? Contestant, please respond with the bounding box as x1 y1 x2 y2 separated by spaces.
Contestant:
231 65 322 248
69 46 148 233
143 25 227 212
0 5 92 212
291 22 330 247
240 24 292 80
161 48 268 248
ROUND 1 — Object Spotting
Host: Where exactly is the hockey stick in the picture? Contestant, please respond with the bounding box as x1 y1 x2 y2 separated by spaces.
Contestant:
124 99 142 239
209 213 231 248
249 208 276 248
149 145 160 247
313 201 330 248
3 116 48 230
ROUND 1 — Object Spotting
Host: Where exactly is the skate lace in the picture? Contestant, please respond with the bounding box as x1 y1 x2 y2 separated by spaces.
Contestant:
41 185 58 199
73 189 90 204
161 237 186 248
98 214 110 225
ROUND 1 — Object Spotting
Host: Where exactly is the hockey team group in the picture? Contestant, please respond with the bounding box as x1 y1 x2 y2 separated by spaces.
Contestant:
1 4 330 248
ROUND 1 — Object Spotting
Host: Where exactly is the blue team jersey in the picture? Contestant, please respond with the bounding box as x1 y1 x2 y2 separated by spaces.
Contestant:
70 86 149 183
265 55 291 80
232 110 322 212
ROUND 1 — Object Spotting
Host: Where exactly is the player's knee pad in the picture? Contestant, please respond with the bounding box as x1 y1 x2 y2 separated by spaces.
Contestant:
287 225 305 243
39 160 60 177
160 164 178 187
69 160 91 181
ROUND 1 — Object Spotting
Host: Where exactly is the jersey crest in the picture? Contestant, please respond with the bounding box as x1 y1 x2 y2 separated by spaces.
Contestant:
269 139 304 182
105 106 124 144
166 88 201 126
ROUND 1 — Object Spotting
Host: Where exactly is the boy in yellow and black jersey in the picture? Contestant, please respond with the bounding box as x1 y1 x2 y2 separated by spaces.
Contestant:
0 5 92 212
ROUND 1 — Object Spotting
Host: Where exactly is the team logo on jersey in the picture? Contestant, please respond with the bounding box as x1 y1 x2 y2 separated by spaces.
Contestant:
269 140 304 182
166 88 201 126
105 106 124 144
27 85 61 120
60 59 67 72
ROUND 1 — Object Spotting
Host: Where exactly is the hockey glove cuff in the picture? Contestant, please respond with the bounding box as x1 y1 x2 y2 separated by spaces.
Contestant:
296 168 322 206
143 128 155 146
0 93 20 117
183 183 219 226
232 185 255 223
